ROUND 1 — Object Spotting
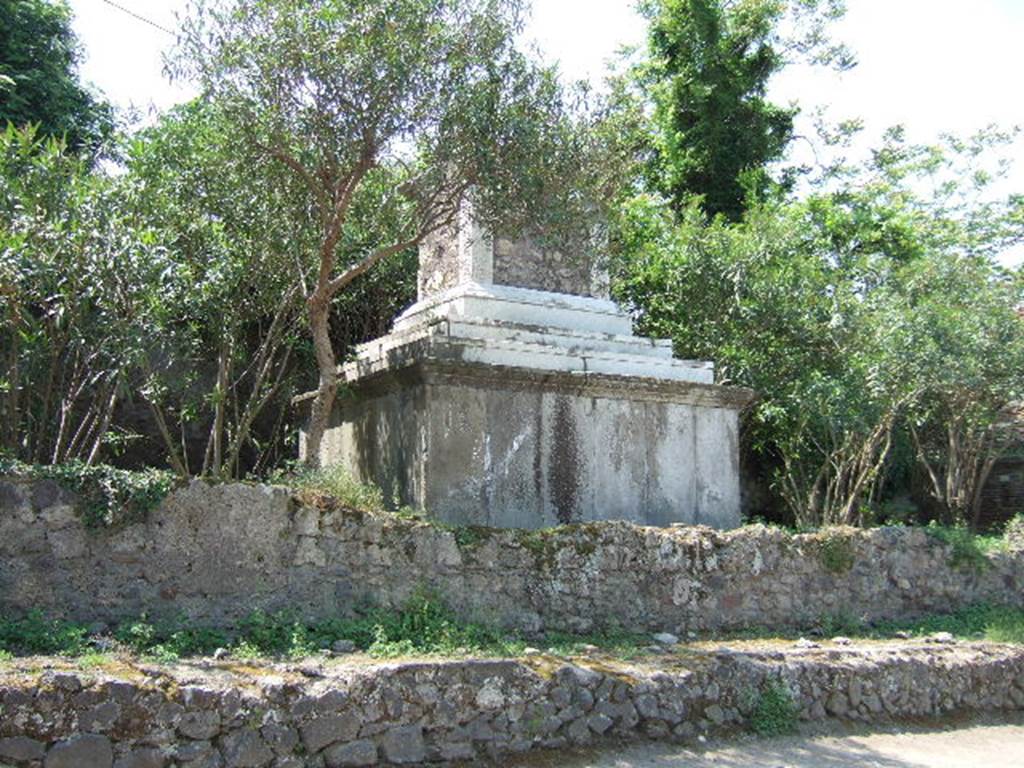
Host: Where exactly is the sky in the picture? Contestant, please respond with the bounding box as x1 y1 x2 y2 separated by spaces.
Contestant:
69 0 1024 264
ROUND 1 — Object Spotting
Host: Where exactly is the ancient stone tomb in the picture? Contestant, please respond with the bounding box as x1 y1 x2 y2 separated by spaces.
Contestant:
298 211 751 528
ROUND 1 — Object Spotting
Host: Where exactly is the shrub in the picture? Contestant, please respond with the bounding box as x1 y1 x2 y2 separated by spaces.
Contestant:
816 528 856 573
0 610 90 655
925 523 998 572
749 680 798 736
0 457 176 527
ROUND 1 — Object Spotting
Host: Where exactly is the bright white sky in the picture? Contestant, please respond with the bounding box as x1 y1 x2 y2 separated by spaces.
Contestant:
69 0 1024 265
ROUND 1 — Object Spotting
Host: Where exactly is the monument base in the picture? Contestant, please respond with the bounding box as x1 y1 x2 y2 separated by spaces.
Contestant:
298 283 750 529
302 360 744 529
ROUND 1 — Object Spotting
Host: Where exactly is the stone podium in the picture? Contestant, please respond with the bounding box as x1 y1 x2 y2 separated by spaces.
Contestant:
299 213 751 529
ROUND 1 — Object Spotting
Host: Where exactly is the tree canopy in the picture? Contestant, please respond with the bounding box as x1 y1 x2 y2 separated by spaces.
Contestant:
176 0 599 464
0 0 113 153
635 0 852 221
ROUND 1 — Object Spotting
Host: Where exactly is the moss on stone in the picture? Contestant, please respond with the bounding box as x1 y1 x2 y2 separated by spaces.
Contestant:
815 528 856 574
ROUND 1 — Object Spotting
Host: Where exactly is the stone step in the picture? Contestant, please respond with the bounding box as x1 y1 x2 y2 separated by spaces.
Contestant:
394 281 635 336
442 318 675 359
347 326 713 384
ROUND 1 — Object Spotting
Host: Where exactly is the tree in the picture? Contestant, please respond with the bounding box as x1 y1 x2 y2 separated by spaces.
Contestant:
635 0 852 221
614 195 901 526
126 101 311 479
876 251 1024 529
177 0 596 466
612 125 1024 527
0 0 113 153
0 125 169 464
127 100 422 479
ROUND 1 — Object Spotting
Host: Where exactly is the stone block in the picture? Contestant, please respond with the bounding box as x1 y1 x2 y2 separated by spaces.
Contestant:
45 734 113 768
380 726 425 764
301 715 360 754
323 740 377 767
0 736 45 762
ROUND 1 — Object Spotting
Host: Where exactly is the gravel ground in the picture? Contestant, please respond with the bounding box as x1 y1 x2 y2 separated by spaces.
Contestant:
508 714 1024 768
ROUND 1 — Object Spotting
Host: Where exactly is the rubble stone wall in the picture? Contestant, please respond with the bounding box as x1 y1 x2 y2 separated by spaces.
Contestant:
1 645 1023 767
2 478 1023 634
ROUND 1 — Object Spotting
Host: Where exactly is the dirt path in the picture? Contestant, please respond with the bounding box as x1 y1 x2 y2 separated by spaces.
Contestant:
509 715 1024 768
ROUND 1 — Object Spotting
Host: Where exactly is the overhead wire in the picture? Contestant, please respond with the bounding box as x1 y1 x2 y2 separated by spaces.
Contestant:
99 0 176 37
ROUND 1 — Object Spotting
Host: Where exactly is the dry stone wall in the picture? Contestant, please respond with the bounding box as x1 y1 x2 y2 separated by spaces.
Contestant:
2 478 1024 634
1 644 1023 767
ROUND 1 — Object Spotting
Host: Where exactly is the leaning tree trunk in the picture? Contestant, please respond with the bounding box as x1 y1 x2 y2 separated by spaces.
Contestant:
302 291 338 468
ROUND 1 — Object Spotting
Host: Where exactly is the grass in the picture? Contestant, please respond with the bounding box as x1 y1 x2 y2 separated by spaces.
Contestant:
0 591 649 663
870 603 1024 644
709 603 1024 647
280 464 388 512
4 600 1022 666
541 627 652 659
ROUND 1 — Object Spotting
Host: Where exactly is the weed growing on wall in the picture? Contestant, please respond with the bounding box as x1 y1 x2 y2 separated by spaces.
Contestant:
925 524 1005 572
0 458 176 527
816 528 856 574
280 464 386 512
748 680 798 736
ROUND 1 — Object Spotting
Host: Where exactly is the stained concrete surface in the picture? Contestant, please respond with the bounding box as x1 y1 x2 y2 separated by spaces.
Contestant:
509 715 1024 768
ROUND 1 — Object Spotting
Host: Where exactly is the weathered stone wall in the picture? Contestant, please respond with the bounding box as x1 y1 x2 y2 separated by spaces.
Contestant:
492 235 605 298
2 478 1024 633
321 365 743 530
1 644 1023 767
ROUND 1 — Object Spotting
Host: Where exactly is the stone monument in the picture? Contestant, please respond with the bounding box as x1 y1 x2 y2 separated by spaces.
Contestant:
298 210 752 529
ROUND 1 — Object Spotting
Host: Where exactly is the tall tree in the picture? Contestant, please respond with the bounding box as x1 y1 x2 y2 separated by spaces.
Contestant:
177 0 596 465
637 0 851 221
0 0 113 153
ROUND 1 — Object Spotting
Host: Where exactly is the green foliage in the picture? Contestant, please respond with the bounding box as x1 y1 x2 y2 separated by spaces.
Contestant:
635 0 851 220
0 591 660 662
612 125 1024 528
985 612 1024 645
817 611 865 637
1005 514 1024 547
92 589 523 661
871 604 1024 644
359 589 519 659
0 0 114 153
126 100 311 479
114 616 229 660
542 627 650 659
284 464 386 512
0 124 174 467
0 457 175 527
448 525 492 549
0 610 90 655
816 528 855 574
748 679 797 736
925 523 1004 572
